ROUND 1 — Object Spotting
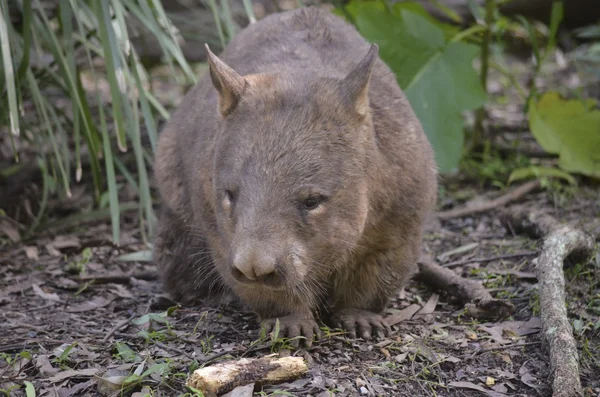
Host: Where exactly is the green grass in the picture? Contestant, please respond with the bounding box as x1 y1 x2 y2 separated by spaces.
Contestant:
0 0 198 244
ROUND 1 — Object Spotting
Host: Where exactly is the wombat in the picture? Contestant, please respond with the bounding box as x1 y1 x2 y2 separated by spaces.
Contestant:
154 6 438 343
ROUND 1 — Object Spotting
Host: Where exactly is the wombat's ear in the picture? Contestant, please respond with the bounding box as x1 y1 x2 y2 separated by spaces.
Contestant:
205 44 247 117
341 44 378 117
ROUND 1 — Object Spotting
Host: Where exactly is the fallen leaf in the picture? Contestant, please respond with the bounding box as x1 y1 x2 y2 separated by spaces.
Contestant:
0 279 34 297
478 325 512 344
32 284 61 302
45 243 62 257
48 368 100 383
394 353 408 363
448 381 507 397
520 373 538 389
486 377 495 386
51 235 81 250
496 317 542 337
0 220 21 242
35 355 60 377
415 293 439 316
385 304 421 326
222 383 255 397
57 379 93 397
66 295 115 313
492 383 509 393
24 246 39 261
109 284 134 299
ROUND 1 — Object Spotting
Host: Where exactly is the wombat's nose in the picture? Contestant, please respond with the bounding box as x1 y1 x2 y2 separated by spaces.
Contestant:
231 249 281 287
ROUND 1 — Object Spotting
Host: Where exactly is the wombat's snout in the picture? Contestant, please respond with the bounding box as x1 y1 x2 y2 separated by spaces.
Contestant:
231 246 284 288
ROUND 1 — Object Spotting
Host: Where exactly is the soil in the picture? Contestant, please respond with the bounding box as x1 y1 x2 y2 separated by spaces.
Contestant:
1 19 600 397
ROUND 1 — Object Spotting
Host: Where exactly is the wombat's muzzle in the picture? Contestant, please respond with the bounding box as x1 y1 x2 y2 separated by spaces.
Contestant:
230 243 286 289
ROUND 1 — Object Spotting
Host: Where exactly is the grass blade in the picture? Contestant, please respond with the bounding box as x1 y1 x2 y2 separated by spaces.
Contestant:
242 0 256 24
0 0 21 156
220 0 236 40
205 0 227 49
96 0 128 152
98 96 120 244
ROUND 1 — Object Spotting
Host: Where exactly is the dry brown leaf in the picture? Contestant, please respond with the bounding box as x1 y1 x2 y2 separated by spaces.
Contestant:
66 295 114 313
24 246 39 260
47 368 100 383
415 293 439 316
32 283 61 302
0 220 21 242
51 235 81 250
222 384 255 397
448 381 507 397
384 304 421 326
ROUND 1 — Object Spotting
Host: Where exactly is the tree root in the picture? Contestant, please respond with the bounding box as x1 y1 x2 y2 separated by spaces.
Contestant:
416 256 514 321
532 227 594 397
501 205 595 397
500 205 561 238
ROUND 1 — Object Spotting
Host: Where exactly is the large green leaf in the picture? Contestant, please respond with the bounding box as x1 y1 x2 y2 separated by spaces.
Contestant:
343 1 487 173
528 92 600 179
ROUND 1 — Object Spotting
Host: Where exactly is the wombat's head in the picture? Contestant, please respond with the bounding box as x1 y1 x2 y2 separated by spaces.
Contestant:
205 44 379 294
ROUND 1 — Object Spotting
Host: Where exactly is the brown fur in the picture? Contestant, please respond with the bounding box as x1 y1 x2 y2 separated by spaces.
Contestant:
153 7 438 341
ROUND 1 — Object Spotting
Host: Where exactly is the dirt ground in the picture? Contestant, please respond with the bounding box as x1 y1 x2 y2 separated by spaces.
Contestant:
1 36 600 397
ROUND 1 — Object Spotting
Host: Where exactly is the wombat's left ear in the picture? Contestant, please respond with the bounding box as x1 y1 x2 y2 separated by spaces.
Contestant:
205 44 247 117
341 44 378 117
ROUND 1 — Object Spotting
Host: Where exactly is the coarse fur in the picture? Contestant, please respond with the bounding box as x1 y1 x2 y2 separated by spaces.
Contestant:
154 7 438 341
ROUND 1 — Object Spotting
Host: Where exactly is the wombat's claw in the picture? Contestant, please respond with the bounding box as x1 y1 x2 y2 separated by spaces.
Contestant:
333 309 392 340
261 315 321 348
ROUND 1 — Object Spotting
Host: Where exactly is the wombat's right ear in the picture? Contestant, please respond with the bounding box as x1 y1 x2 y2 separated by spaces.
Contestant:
205 44 247 117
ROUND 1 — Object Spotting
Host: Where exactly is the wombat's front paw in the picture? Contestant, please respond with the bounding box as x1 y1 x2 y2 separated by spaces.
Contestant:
261 314 321 348
332 309 391 340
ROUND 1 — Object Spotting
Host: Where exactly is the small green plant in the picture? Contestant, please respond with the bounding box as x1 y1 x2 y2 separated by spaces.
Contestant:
114 342 143 363
119 362 172 394
64 247 93 275
133 311 175 342
0 351 32 366
183 386 206 397
51 342 78 369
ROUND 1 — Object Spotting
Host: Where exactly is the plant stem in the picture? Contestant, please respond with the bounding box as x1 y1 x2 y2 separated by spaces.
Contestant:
471 0 496 152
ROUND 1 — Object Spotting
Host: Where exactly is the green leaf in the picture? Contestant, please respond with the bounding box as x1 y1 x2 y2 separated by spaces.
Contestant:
346 2 487 173
528 92 600 179
508 166 577 186
114 342 141 363
23 381 36 397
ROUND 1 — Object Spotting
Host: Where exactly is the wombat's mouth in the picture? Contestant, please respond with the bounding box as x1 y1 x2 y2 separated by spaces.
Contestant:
231 266 287 290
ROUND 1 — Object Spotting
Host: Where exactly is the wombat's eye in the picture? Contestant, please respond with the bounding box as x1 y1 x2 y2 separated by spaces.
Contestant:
303 196 324 211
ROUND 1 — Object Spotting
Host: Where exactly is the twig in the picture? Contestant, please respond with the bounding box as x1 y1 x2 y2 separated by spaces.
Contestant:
443 251 538 268
534 226 593 397
437 180 540 220
78 271 157 284
102 314 135 343
154 340 195 361
416 256 514 321
468 341 541 357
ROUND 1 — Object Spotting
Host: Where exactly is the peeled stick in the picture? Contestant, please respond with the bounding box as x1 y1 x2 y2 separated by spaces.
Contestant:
186 356 308 396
